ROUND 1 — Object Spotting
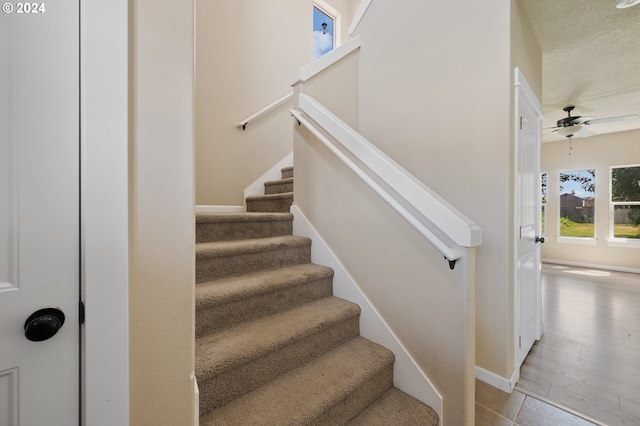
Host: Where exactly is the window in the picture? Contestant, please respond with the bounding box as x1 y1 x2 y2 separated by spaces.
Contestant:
610 165 640 239
559 169 595 238
541 172 547 236
313 4 335 60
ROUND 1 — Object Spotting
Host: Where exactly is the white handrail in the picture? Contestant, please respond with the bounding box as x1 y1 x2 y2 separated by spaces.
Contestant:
348 0 373 36
237 92 293 130
291 109 464 268
297 94 481 249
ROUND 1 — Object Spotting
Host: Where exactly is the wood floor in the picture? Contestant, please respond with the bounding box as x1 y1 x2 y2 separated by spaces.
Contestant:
514 263 640 426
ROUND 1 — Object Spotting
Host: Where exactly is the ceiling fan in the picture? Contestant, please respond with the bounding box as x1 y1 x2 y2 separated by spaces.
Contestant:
544 106 639 139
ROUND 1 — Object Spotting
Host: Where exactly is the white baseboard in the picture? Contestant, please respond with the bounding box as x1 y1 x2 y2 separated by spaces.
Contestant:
475 365 518 393
291 205 443 425
192 373 199 426
542 258 640 274
243 152 293 201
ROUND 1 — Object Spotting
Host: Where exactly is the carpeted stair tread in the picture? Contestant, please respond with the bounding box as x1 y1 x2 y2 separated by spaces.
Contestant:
200 336 394 426
196 297 361 412
196 235 311 282
264 177 294 195
196 212 293 242
196 235 310 258
196 296 360 380
246 191 293 213
346 387 439 425
196 263 334 337
196 211 293 224
281 166 293 179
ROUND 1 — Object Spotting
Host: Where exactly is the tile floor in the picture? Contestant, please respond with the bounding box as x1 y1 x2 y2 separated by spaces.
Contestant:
475 379 602 426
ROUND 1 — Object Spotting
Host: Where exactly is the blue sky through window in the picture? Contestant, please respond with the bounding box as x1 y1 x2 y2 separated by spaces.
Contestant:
560 169 595 198
313 6 334 60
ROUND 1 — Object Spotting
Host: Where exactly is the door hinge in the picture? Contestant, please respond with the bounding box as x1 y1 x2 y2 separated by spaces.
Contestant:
79 301 85 325
519 335 522 349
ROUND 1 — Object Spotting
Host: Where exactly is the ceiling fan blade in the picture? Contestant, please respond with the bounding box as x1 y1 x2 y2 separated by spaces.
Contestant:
543 128 560 136
584 114 640 125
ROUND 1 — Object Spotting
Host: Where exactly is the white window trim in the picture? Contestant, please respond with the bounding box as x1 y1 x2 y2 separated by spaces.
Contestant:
314 0 341 48
609 164 640 243
558 169 597 241
556 236 597 246
607 238 640 248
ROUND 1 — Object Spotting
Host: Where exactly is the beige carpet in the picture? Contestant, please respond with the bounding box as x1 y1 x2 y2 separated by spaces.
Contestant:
195 166 438 425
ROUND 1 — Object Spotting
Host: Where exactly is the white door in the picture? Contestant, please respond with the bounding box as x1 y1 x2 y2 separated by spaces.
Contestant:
514 69 543 369
1 2 80 425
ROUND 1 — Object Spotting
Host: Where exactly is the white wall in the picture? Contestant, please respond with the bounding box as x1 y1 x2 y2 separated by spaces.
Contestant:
129 1 195 424
354 0 519 383
542 129 640 271
196 0 357 206
196 0 309 205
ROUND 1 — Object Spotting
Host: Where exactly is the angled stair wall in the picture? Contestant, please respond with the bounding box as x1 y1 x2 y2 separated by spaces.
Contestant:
195 167 438 425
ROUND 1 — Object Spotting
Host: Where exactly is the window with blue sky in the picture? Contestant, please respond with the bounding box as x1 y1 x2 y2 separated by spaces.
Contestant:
313 6 334 60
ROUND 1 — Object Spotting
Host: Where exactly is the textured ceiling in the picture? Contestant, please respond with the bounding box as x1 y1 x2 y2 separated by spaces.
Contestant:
520 0 640 142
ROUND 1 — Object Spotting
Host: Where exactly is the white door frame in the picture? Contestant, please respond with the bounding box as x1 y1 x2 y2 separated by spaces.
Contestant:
81 1 129 424
513 67 543 379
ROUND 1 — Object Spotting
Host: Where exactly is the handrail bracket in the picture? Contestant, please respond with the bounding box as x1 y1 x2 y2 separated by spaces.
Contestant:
446 257 457 270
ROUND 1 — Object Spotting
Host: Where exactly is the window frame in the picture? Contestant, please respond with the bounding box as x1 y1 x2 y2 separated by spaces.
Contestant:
557 168 596 242
313 1 341 58
608 164 640 246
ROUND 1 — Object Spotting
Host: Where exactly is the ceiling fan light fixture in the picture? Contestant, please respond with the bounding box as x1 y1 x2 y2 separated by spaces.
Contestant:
616 0 640 8
558 125 581 137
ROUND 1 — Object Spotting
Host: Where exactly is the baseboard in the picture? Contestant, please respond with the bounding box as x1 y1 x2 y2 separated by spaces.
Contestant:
291 205 443 425
542 258 640 274
195 205 244 213
192 373 199 426
475 365 518 393
243 152 293 201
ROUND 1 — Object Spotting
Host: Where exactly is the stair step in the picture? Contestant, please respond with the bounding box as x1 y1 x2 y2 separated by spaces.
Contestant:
196 263 334 337
196 297 362 414
200 336 394 425
246 192 293 213
281 166 293 179
264 177 293 195
347 387 439 425
196 212 293 243
196 235 311 283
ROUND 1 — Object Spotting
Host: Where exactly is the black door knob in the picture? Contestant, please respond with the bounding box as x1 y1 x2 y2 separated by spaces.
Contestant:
535 236 545 244
24 307 66 342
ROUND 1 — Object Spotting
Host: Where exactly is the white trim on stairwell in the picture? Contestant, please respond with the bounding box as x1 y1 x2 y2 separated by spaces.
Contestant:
243 152 294 202
291 205 444 425
193 373 199 426
475 365 519 393
348 0 373 36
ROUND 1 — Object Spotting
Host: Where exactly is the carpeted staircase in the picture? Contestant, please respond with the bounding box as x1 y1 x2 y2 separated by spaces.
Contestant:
195 166 439 425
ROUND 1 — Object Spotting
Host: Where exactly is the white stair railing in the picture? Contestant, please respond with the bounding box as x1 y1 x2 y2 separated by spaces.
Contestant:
237 92 293 131
291 94 481 269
